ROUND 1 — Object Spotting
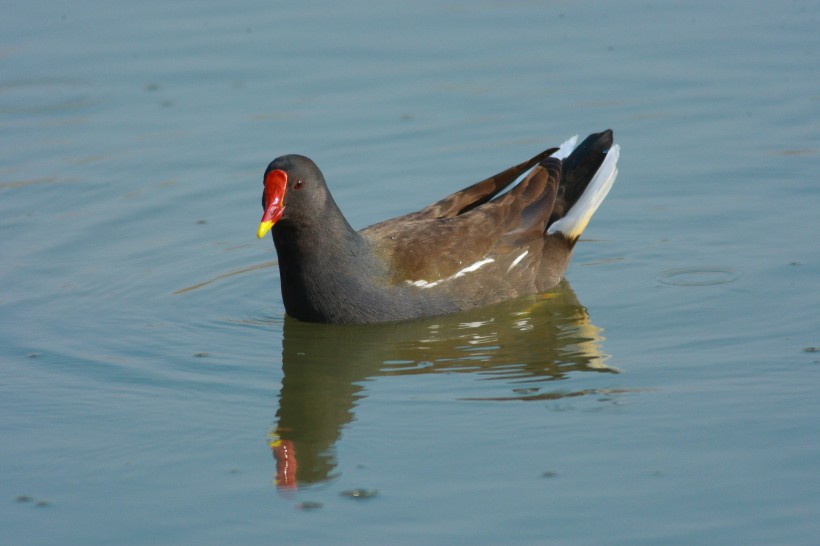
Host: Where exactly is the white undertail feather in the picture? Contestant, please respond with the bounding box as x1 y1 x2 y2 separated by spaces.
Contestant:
547 144 620 240
507 136 579 191
552 135 579 160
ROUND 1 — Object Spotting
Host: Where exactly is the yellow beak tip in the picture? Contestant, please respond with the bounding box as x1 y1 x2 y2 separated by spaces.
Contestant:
257 221 274 239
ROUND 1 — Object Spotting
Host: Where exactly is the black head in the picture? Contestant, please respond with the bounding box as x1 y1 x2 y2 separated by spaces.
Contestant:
257 154 332 238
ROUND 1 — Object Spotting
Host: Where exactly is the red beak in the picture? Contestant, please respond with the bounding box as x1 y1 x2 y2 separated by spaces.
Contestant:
257 169 287 238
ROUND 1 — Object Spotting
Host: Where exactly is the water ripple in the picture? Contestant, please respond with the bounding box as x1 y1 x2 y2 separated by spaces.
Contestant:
658 267 739 287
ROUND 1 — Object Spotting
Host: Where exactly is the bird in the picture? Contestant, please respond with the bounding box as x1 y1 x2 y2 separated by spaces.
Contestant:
257 129 619 324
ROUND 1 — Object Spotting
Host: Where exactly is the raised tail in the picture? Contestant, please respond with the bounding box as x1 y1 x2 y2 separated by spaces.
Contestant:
547 130 619 244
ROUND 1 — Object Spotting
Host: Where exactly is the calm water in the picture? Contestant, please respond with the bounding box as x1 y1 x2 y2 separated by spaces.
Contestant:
2 1 819 544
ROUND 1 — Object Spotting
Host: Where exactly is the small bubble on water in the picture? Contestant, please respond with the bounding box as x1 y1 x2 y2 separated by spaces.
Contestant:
340 488 379 500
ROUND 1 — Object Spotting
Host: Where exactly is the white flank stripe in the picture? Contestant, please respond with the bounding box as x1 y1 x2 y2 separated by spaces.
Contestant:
407 279 440 288
452 258 495 278
406 258 495 289
507 250 529 272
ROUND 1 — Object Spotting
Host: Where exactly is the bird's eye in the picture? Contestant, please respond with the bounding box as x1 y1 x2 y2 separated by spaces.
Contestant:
294 179 304 190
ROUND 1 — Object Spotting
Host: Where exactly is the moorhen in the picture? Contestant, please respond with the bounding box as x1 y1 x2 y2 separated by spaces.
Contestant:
257 129 619 324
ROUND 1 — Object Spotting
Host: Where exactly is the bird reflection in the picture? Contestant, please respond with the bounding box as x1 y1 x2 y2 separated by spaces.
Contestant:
269 280 614 489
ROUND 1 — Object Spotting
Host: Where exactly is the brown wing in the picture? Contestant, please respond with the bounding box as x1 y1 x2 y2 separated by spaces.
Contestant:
366 147 559 229
362 157 563 285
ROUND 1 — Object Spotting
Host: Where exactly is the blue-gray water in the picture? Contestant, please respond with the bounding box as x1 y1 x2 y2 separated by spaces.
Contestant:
2 1 819 544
